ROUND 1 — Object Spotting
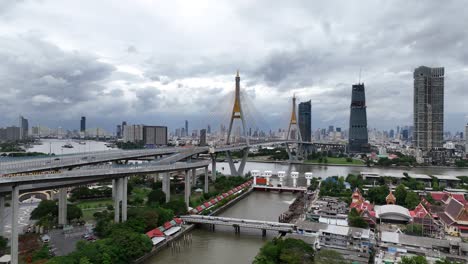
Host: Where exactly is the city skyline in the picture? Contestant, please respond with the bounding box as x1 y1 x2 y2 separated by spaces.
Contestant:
0 1 467 133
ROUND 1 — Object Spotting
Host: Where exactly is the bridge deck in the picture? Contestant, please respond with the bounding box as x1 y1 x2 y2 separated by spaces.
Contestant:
0 160 210 187
180 215 294 232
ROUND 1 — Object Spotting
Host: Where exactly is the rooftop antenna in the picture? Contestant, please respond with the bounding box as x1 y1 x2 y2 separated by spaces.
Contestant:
358 67 362 84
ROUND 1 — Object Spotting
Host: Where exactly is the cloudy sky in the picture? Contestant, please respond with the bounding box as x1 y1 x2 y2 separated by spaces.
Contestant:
0 0 467 133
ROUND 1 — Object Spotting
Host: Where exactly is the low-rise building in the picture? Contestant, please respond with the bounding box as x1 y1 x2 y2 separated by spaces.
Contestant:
379 231 468 263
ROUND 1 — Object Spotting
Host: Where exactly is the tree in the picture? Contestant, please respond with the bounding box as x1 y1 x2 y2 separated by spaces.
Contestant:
79 257 92 264
30 200 57 220
399 255 428 264
348 208 369 228
435 258 463 264
106 227 152 262
147 189 166 206
102 253 112 264
394 184 407 206
367 185 389 205
0 236 7 255
253 238 314 264
314 249 346 264
67 204 83 221
162 199 187 215
403 223 423 236
405 191 420 209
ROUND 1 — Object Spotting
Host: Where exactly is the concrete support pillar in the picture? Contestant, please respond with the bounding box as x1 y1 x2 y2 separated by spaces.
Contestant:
184 170 191 208
163 173 171 203
211 157 217 182
204 166 209 193
58 188 67 226
192 168 197 187
121 177 128 222
112 179 116 199
237 149 248 176
153 173 159 183
226 151 238 176
114 178 121 223
0 196 4 236
11 185 19 264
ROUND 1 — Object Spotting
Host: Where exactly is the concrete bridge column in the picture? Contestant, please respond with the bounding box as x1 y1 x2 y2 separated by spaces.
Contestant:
163 173 171 203
192 168 197 187
184 170 191 208
114 178 121 223
237 149 248 176
204 166 209 193
11 185 20 264
112 179 116 199
0 196 4 236
122 177 128 222
58 188 67 226
211 155 217 182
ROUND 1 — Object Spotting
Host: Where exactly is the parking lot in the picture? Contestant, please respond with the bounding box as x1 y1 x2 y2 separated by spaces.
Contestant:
48 226 90 256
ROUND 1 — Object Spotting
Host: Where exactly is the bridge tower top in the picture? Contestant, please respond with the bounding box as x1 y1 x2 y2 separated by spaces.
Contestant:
227 70 249 145
287 95 302 141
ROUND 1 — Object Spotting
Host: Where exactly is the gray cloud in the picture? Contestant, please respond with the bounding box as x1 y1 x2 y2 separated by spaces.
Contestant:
0 0 467 133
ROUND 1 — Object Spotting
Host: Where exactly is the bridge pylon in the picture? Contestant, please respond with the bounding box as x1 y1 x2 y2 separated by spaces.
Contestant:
225 70 249 176
285 95 304 162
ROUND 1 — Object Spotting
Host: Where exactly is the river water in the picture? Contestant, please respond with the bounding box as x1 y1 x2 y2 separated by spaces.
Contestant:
27 139 112 155
147 191 296 264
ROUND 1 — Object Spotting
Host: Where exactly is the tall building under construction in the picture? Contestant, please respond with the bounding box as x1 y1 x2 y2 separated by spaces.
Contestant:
348 83 369 153
413 66 444 152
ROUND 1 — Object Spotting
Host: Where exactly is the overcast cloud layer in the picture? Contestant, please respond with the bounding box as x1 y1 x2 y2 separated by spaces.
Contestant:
0 0 467 133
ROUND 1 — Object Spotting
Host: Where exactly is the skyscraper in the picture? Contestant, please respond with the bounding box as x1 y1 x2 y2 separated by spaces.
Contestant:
19 115 28 140
298 100 311 142
80 116 86 132
185 120 188 137
200 129 207 146
465 123 468 156
348 83 369 153
413 66 444 151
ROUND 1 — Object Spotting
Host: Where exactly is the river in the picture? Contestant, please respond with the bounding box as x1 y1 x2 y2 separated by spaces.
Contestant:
147 191 296 264
27 139 112 155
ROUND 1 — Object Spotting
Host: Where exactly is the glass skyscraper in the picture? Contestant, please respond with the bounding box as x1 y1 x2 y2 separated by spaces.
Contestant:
298 100 311 142
348 83 369 153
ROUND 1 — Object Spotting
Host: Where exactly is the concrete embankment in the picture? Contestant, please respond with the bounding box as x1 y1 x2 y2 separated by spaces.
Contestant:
134 188 254 263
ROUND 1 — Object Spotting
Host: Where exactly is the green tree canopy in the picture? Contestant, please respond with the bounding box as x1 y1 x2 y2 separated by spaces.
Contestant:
405 191 421 209
253 238 314 264
147 189 166 206
348 208 369 228
394 184 407 206
399 255 428 264
31 200 58 220
367 185 390 205
314 249 347 264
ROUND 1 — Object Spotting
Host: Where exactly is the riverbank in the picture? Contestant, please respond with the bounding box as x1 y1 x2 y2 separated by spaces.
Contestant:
134 188 254 263
244 159 468 170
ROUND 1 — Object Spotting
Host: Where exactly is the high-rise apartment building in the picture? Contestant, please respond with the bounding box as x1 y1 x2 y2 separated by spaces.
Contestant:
80 116 86 132
185 120 188 137
465 123 468 155
413 66 444 151
200 129 207 146
143 126 167 146
19 115 28 140
348 83 369 153
298 100 312 142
